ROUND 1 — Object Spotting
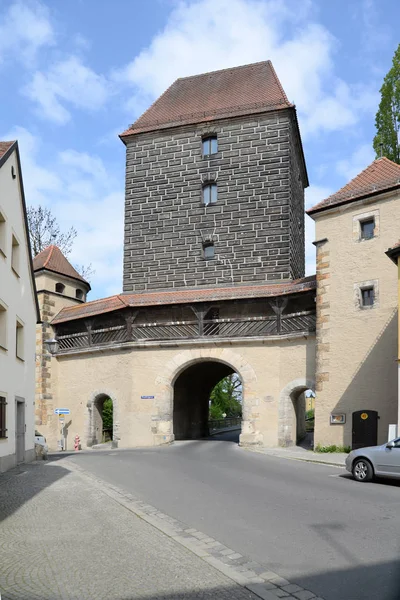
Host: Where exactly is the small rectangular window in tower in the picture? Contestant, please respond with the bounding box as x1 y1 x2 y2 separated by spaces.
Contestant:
0 396 7 438
0 211 6 257
203 241 215 260
11 233 20 276
203 183 217 206
361 286 374 307
360 218 375 240
202 136 217 156
16 319 24 360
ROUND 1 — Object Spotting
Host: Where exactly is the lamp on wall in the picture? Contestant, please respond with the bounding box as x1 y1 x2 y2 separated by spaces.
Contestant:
44 338 59 355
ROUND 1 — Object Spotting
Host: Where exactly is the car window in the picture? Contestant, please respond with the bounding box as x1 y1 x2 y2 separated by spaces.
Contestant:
393 438 400 448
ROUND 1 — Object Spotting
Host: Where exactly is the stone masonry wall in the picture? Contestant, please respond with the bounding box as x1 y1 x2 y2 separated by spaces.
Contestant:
289 120 305 280
123 109 306 292
35 292 56 429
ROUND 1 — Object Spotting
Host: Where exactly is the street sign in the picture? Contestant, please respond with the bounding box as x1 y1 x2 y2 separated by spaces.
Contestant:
54 408 70 415
141 395 154 399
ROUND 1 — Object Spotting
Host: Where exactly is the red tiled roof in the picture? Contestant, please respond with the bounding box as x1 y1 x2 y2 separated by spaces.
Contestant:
0 140 15 160
120 61 292 138
308 157 400 216
51 277 316 324
33 245 90 288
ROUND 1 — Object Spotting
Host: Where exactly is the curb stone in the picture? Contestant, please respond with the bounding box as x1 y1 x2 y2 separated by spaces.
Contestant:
58 458 325 600
242 446 346 468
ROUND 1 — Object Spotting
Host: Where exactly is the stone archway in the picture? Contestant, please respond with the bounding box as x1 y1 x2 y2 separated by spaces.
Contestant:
278 378 315 447
86 391 120 447
153 347 262 446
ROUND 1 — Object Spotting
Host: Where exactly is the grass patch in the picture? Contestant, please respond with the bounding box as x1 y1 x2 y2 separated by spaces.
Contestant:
315 444 351 454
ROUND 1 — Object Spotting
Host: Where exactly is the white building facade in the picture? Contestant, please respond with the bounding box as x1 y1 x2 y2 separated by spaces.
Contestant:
0 141 39 472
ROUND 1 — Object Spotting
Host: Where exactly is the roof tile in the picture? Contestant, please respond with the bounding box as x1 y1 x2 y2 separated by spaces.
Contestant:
0 141 15 160
308 157 400 215
51 277 316 324
120 61 292 137
33 245 90 287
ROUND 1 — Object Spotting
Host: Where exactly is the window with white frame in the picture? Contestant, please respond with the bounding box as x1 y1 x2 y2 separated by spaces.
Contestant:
202 136 217 157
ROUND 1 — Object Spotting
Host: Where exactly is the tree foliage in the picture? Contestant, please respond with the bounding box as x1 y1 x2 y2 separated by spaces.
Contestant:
102 398 113 430
27 205 94 281
373 43 400 164
209 374 242 419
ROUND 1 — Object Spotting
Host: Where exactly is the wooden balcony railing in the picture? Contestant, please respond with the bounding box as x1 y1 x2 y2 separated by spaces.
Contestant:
56 310 316 353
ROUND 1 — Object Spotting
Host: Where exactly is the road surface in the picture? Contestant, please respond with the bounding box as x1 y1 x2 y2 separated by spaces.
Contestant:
59 432 400 600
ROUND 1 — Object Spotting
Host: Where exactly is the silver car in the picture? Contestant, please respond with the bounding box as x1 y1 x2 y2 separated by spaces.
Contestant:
345 437 400 482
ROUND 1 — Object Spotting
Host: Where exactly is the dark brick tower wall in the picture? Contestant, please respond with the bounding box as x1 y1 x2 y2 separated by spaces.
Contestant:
123 109 306 292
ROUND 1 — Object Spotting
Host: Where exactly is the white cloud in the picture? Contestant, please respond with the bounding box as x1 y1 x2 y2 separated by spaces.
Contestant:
336 143 375 182
304 185 334 275
24 56 111 124
117 0 375 137
0 0 54 65
2 126 124 298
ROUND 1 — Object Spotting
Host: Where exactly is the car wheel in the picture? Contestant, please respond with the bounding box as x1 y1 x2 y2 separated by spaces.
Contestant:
352 458 373 482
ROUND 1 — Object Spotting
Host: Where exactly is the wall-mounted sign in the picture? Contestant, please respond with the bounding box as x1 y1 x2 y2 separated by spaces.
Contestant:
330 413 346 425
141 395 155 399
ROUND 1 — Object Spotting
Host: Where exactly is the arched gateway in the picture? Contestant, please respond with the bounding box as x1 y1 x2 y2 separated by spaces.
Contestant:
153 348 263 447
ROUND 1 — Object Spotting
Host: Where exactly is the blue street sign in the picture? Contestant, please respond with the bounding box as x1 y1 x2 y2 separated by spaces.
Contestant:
54 408 70 415
141 396 154 399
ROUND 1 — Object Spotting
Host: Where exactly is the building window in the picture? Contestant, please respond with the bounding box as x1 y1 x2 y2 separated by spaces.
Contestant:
11 234 20 276
203 241 215 259
360 219 375 240
0 210 6 257
361 286 374 307
203 183 217 206
16 320 24 360
76 289 84 300
202 136 217 157
55 283 65 294
0 396 7 438
0 302 7 350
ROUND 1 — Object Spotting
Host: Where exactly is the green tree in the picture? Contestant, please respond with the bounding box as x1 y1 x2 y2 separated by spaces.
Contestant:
209 374 242 419
373 43 400 164
102 398 113 430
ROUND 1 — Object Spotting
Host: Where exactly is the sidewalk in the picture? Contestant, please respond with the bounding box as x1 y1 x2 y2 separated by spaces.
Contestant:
0 461 257 600
244 444 347 467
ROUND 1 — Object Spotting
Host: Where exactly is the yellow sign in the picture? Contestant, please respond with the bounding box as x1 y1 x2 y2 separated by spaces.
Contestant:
361 413 368 420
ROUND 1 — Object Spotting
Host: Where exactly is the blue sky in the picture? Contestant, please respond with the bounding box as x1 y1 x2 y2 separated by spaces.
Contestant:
0 0 399 300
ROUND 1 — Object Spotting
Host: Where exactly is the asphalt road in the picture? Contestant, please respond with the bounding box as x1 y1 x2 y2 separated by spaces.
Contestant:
60 433 400 600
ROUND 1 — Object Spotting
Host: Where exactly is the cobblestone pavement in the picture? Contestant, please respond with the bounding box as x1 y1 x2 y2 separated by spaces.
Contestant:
0 459 325 600
0 461 257 600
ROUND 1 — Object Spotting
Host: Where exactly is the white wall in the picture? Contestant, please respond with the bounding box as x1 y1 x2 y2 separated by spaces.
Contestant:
0 147 37 471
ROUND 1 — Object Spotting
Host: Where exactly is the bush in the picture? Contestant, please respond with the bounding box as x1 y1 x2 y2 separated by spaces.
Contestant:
305 408 315 420
315 444 351 454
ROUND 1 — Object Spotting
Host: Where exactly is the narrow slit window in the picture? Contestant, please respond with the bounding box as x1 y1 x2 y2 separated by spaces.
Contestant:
0 211 6 256
360 219 375 240
202 136 217 156
361 287 374 307
76 289 84 300
0 396 7 438
16 320 24 360
0 303 7 350
203 242 215 259
11 234 20 276
203 183 217 206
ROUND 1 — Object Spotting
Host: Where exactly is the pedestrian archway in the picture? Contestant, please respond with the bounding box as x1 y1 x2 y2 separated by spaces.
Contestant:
173 360 241 440
278 379 315 447
87 393 115 446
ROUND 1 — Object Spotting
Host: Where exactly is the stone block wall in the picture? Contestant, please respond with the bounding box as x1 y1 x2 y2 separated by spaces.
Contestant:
123 109 306 292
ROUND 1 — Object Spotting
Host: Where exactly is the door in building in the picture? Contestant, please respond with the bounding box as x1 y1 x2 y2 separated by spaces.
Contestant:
352 410 378 450
15 399 25 463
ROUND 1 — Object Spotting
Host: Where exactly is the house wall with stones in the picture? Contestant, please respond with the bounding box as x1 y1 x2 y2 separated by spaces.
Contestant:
34 270 87 450
313 189 400 448
47 335 315 451
123 109 306 292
